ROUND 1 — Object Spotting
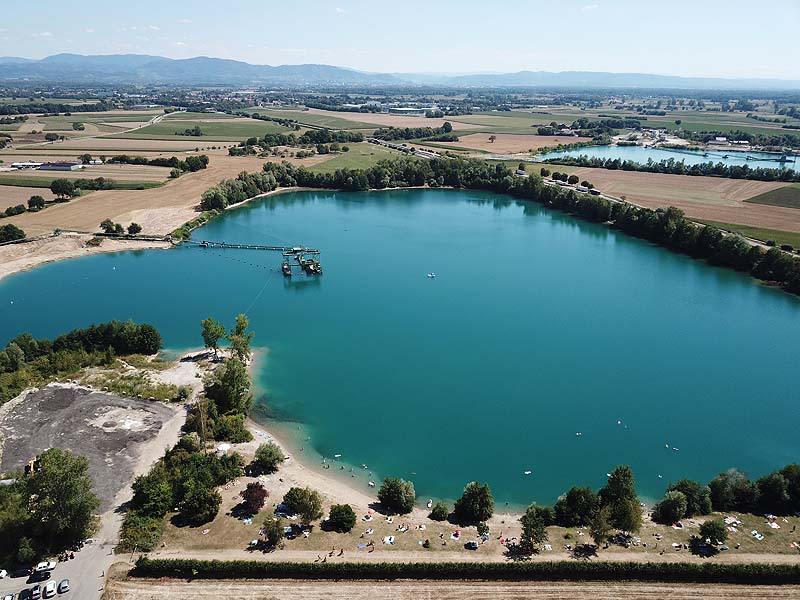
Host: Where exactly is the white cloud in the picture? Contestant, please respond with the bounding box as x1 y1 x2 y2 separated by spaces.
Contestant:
335 7 345 14
31 31 53 38
178 18 192 24
581 4 599 10
175 41 188 47
148 25 160 31
84 28 95 33
0 28 7 33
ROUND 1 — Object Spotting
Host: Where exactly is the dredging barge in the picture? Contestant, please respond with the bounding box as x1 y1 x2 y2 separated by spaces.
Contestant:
194 240 323 277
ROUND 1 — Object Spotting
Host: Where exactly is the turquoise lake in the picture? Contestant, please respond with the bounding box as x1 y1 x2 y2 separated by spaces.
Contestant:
2 188 799 506
537 145 799 170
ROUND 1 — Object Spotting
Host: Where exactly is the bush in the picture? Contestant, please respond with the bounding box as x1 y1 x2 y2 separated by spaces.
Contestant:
0 223 26 242
326 504 356 533
453 482 494 524
179 483 222 526
652 491 688 525
429 501 449 521
262 517 284 548
119 513 164 552
252 442 284 474
377 477 416 515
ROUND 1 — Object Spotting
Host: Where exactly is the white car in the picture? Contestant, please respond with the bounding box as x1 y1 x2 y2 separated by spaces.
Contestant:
57 580 70 594
43 581 56 599
3 593 14 600
34 561 56 572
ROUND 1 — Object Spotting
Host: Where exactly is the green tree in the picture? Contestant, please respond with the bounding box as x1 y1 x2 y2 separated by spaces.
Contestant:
228 313 254 362
27 448 100 546
252 442 284 474
127 222 142 235
262 517 284 548
519 504 549 554
590 505 612 546
0 224 26 243
599 465 641 532
17 536 37 564
282 487 323 523
27 195 46 210
554 486 598 527
453 481 494 524
50 178 76 199
667 479 711 517
708 468 757 512
568 174 579 185
99 218 116 234
131 465 174 518
200 317 226 359
179 481 221 525
429 501 449 521
377 477 416 515
757 472 790 514
442 121 453 133
652 490 688 525
240 481 268 514
78 153 93 164
44 132 59 142
327 504 357 533
699 518 728 545
203 357 253 415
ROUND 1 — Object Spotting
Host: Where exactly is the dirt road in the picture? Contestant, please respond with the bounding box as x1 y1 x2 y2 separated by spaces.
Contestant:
103 577 800 600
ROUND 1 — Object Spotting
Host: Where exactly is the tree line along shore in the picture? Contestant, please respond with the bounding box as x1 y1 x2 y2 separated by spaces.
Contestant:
2 319 800 567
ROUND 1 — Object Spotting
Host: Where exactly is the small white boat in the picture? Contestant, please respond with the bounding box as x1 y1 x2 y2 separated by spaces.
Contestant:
368 481 375 487
523 470 532 475
575 432 582 436
334 454 342 458
426 499 433 508
427 273 436 278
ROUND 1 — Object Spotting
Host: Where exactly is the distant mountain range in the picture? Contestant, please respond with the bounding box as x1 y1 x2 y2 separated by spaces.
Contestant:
0 54 798 90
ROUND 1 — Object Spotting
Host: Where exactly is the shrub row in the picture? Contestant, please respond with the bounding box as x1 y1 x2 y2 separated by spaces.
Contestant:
132 557 800 584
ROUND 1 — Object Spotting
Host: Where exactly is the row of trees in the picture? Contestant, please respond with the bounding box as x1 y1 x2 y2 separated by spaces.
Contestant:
200 171 279 211
653 465 800 522
544 155 800 183
258 156 800 296
0 320 162 402
373 122 454 141
99 219 142 235
0 448 100 564
107 154 209 173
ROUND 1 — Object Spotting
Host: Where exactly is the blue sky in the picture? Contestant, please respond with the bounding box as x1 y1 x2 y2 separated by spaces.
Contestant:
1 0 798 79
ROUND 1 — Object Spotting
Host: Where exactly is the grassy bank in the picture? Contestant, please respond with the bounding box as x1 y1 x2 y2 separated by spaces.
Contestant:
695 220 800 248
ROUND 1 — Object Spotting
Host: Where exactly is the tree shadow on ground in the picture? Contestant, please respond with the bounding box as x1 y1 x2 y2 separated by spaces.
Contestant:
572 543 598 560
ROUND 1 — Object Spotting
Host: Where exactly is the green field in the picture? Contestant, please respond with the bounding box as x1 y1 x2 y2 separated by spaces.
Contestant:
0 97 92 105
0 175 164 190
162 111 237 120
251 108 377 130
308 143 403 173
695 219 800 248
111 119 293 141
744 184 800 209
0 123 21 131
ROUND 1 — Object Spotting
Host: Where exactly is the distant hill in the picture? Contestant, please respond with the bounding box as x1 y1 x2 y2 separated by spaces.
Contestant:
0 53 404 86
0 54 798 90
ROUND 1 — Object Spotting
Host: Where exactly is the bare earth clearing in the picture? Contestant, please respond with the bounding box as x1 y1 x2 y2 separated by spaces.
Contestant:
0 233 170 282
103 577 800 600
548 167 800 231
457 133 594 153
1 152 329 236
304 107 475 130
0 184 57 209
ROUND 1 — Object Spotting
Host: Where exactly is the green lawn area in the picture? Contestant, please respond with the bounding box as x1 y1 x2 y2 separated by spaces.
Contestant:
251 108 377 130
108 119 293 141
695 219 800 248
744 184 800 209
308 143 404 173
0 175 164 190
0 97 91 105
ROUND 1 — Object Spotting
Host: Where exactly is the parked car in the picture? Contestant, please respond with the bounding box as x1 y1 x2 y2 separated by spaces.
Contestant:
33 563 55 573
464 540 479 550
30 586 41 600
56 580 69 594
27 571 50 585
42 582 55 599
2 592 15 600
